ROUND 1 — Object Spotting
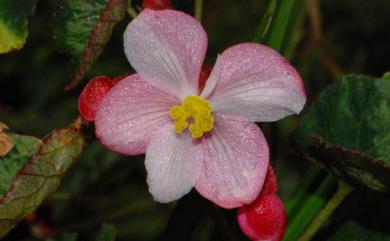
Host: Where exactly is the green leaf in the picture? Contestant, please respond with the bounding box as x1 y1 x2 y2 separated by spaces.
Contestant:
253 0 277 43
0 0 37 53
52 0 127 90
293 75 390 193
328 220 390 241
97 224 116 241
0 127 85 238
262 0 304 53
0 134 42 196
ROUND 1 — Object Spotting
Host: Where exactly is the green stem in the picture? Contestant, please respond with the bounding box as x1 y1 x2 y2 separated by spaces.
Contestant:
254 0 277 43
283 170 336 241
297 181 353 241
127 0 138 18
195 0 204 22
284 166 321 214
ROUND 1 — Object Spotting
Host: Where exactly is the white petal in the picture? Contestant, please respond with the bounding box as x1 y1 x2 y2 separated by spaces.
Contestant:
145 123 204 203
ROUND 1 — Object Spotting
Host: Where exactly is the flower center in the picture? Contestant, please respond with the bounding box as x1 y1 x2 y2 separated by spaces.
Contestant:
169 95 214 138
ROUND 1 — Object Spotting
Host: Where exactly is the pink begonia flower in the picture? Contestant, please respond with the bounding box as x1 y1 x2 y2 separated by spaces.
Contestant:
95 9 306 208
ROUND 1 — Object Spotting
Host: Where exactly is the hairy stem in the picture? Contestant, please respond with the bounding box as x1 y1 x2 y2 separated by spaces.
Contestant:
127 0 138 18
297 181 353 241
283 169 336 241
195 0 204 21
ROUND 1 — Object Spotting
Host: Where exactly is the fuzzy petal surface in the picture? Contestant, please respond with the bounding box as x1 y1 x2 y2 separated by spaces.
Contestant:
202 43 306 122
95 74 179 155
145 123 204 203
195 114 269 208
124 9 207 99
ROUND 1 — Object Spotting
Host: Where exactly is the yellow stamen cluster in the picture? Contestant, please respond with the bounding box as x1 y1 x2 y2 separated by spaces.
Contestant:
169 96 214 138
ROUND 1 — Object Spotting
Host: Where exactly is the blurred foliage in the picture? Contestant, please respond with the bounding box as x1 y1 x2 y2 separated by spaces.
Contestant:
326 221 390 241
0 0 37 53
315 192 390 241
96 224 115 241
0 0 389 240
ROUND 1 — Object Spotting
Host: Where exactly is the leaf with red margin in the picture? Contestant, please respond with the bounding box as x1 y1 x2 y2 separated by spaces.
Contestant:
0 134 42 196
0 126 85 238
52 0 127 90
293 75 390 193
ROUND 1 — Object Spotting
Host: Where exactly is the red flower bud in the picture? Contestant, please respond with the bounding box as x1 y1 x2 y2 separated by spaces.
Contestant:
261 165 278 195
142 0 172 10
238 194 287 241
199 65 212 92
78 76 123 121
237 166 287 241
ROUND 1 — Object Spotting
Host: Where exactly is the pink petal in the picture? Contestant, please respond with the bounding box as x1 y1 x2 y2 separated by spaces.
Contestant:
145 123 204 203
124 9 207 99
202 43 306 122
195 114 269 208
95 74 179 155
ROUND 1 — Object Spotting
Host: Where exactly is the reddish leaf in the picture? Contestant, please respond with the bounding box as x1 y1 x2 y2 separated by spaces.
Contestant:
0 126 85 237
